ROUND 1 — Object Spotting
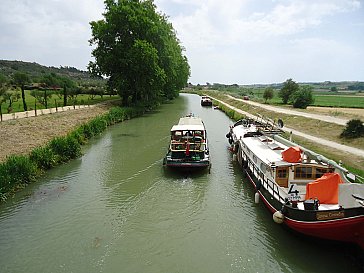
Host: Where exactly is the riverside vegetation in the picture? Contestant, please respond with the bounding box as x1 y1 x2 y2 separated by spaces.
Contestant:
206 93 364 180
0 105 147 202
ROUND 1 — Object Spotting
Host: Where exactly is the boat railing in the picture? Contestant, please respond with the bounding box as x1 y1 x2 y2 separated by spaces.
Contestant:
248 156 286 203
170 142 205 152
255 114 284 136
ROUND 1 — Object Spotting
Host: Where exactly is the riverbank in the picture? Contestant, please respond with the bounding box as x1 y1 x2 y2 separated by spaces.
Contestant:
0 99 153 202
202 91 364 176
0 100 120 163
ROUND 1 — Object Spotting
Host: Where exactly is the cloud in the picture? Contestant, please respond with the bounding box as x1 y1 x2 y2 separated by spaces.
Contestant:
0 0 104 68
0 0 362 83
158 0 361 47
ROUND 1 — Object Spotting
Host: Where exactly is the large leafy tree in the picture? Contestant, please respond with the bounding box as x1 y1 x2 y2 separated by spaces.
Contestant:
279 78 299 104
89 0 190 106
263 87 274 103
290 85 314 109
13 72 31 111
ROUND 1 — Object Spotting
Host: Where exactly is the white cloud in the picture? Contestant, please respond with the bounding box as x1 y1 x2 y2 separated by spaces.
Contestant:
0 0 363 83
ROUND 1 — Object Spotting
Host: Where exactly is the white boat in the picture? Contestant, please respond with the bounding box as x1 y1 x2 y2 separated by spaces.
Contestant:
201 96 212 106
163 114 210 170
226 117 364 249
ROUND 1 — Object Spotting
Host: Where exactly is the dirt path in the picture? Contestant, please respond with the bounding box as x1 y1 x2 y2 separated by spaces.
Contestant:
0 101 119 163
226 95 351 126
211 95 364 158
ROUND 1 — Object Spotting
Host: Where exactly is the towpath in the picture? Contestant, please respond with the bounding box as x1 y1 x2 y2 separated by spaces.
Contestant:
226 94 349 126
0 105 94 122
210 95 364 158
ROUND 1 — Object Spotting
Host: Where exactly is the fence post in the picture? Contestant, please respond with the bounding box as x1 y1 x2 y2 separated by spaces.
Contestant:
55 99 58 112
0 105 2 122
35 99 37 117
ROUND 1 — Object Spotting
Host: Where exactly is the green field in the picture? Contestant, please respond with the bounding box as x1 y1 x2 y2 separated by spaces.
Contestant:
0 90 119 115
229 89 364 108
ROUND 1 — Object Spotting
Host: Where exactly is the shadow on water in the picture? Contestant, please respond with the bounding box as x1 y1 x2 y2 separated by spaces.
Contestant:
162 166 210 180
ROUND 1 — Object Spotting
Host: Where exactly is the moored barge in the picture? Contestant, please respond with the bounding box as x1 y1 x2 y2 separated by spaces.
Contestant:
226 117 364 249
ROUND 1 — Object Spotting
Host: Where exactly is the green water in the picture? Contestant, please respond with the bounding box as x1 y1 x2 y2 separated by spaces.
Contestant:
0 94 362 273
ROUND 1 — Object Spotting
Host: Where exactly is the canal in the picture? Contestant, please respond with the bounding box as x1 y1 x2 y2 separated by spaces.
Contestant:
0 93 362 273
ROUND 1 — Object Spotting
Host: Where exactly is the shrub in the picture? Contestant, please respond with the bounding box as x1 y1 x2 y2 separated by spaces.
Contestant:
0 155 38 192
340 119 364 139
49 136 81 162
30 146 57 169
290 86 314 109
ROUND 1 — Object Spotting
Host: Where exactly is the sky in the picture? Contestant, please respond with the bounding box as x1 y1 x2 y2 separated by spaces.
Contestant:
0 0 363 85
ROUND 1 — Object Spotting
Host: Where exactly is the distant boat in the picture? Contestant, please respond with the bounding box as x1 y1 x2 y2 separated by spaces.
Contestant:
201 96 213 106
163 114 211 170
226 116 364 249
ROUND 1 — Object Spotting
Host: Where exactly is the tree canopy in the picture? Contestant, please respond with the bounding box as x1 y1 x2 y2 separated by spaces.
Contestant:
89 0 190 106
290 85 314 109
279 78 299 104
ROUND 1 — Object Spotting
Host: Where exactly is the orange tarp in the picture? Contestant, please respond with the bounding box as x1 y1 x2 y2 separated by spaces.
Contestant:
282 146 302 163
305 173 343 204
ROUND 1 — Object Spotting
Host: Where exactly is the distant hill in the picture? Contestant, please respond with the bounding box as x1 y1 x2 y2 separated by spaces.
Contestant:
0 60 102 83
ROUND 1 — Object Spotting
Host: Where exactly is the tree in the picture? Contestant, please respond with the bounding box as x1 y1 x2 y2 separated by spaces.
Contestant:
263 87 274 103
89 0 190 106
59 76 76 106
290 85 314 109
279 78 299 104
340 119 364 139
13 72 31 111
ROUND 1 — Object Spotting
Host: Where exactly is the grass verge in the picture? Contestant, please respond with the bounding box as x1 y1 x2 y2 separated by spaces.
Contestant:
0 104 147 202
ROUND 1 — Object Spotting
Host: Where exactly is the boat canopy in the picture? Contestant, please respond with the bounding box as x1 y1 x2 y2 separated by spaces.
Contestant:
171 117 205 132
282 146 302 163
171 124 205 132
306 173 343 204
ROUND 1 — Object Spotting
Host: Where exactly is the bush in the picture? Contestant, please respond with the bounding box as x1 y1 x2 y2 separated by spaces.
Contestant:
340 119 364 139
0 155 38 193
30 146 57 169
290 86 314 109
49 136 81 162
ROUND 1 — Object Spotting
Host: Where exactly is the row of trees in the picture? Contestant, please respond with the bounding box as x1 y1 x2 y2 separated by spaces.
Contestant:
262 79 314 109
89 0 190 106
0 72 110 113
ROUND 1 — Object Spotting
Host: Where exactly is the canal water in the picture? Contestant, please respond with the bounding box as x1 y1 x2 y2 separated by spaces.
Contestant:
0 93 362 273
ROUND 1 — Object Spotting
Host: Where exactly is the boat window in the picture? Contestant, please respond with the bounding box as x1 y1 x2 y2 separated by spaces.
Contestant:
277 168 288 178
253 155 257 163
260 163 266 173
315 167 328 178
294 166 313 179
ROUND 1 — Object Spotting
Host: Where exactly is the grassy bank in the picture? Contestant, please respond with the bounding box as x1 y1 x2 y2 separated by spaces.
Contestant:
0 104 147 202
211 96 364 180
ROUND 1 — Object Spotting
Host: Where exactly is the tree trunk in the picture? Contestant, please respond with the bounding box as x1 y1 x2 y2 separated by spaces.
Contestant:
63 85 68 106
44 90 48 109
21 85 27 111
122 93 128 106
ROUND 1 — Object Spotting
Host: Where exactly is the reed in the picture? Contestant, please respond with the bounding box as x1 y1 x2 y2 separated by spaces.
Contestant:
30 146 57 169
0 155 38 194
48 136 81 162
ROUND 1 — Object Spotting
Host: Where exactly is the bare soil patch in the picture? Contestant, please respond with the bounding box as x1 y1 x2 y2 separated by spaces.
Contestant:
0 101 120 163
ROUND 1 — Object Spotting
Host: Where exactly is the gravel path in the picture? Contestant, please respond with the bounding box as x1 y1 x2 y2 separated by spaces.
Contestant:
211 96 364 158
226 95 350 126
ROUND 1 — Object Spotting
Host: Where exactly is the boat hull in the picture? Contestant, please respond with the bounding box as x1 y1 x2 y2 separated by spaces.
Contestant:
163 157 210 170
244 162 364 248
201 101 212 106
